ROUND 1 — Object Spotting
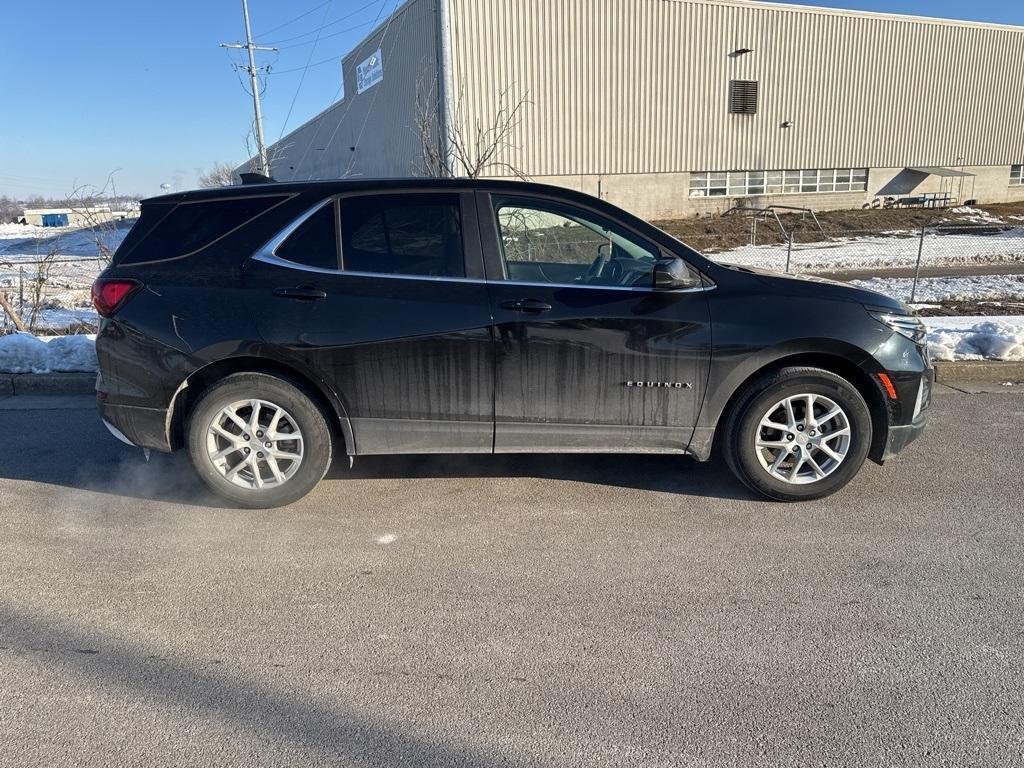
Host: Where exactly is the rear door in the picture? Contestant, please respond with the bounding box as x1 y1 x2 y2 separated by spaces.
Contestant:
244 190 495 455
478 191 712 453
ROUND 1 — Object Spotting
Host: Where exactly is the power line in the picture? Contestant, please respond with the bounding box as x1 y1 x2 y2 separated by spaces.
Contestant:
276 0 335 141
253 0 330 39
290 0 394 179
342 1 410 176
274 18 376 50
259 0 383 46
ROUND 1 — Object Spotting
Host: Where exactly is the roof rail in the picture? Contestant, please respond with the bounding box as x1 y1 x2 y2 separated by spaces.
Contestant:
239 172 275 185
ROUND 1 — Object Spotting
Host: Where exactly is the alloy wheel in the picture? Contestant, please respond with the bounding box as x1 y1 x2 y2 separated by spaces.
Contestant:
205 399 305 490
754 393 852 485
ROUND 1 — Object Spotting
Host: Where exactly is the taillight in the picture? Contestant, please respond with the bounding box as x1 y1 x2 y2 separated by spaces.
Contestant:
91 279 142 318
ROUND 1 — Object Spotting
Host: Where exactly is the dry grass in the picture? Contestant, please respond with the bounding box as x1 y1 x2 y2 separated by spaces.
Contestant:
653 202 1024 252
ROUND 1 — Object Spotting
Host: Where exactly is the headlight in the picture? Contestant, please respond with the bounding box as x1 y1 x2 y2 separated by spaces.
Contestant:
870 311 927 345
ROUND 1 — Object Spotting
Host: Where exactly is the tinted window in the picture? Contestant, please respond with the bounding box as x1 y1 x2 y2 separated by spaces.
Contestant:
494 198 658 288
275 202 339 270
117 195 286 264
340 194 464 278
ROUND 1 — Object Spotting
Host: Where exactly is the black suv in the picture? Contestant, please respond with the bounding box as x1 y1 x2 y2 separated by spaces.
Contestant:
94 179 932 507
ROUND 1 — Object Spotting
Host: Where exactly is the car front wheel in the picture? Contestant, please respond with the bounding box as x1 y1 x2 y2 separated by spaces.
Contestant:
186 373 334 508
722 366 873 502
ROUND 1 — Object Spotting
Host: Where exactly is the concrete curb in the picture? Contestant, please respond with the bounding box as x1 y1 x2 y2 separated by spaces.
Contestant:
934 361 1024 385
2 373 96 397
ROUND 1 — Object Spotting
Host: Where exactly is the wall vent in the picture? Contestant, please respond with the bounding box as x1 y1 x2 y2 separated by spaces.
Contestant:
728 80 759 114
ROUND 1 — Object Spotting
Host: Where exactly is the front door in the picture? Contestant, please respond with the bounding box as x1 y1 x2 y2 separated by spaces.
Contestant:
244 190 494 455
478 192 712 453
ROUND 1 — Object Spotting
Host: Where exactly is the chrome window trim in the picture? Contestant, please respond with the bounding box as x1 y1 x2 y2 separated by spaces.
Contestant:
253 198 337 271
250 255 713 293
252 197 714 293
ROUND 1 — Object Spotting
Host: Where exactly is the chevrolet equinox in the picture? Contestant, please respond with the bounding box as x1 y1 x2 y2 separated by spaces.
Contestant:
93 179 932 507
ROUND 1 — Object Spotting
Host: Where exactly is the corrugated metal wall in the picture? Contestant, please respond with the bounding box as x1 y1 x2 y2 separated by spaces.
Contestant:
447 0 1024 176
267 0 439 181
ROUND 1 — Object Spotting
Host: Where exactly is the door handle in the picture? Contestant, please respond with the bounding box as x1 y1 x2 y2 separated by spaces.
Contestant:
273 287 327 301
501 298 553 314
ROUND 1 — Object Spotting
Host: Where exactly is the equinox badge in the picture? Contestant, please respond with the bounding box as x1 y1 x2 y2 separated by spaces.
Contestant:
625 381 692 389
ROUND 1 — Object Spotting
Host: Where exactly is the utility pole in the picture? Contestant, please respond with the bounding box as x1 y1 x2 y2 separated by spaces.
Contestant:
220 0 277 177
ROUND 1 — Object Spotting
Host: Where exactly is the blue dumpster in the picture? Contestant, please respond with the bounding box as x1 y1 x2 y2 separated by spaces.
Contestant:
41 213 69 227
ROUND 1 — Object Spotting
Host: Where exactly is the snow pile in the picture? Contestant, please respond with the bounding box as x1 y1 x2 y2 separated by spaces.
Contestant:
923 317 1024 362
0 333 98 373
852 274 1024 303
945 207 1003 225
0 222 50 239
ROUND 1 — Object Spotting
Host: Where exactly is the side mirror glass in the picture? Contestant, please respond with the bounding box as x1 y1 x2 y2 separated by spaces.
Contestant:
654 256 701 290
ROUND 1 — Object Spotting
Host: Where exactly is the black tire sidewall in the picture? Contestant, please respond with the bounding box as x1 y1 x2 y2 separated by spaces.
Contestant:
729 370 872 502
186 373 333 508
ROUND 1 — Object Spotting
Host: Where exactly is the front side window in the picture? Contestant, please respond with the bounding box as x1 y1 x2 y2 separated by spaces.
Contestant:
340 194 464 278
494 198 658 288
1011 165 1024 186
275 202 339 270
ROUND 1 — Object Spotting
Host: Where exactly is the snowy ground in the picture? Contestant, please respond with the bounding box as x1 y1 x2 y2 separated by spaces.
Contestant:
0 333 97 373
851 274 1024 303
710 226 1024 273
923 316 1024 362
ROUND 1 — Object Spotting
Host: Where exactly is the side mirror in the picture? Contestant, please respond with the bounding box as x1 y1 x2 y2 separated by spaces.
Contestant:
654 256 701 290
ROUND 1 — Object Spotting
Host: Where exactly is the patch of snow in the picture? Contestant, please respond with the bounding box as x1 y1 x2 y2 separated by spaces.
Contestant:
0 332 97 373
851 274 1024 303
922 316 1024 362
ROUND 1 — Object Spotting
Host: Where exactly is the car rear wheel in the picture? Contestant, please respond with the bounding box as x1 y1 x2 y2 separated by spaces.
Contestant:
722 367 873 502
186 373 333 508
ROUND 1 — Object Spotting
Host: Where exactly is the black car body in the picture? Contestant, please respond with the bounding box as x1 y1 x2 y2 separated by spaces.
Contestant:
94 178 932 506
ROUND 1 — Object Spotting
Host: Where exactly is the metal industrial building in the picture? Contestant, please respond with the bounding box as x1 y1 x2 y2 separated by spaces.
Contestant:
254 0 1024 219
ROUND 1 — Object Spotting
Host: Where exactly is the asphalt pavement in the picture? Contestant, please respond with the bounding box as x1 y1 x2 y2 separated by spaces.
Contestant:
1 388 1022 766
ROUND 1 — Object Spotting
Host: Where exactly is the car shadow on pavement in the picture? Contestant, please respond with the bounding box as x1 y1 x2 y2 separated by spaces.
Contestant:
328 452 760 503
0 406 757 506
0 603 533 767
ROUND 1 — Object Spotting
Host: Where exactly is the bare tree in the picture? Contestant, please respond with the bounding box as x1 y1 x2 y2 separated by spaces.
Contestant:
416 80 530 180
198 162 239 188
244 127 292 178
65 172 124 265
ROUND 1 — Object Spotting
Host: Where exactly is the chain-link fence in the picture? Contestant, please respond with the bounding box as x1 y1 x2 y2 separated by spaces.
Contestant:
0 256 104 335
688 223 1024 304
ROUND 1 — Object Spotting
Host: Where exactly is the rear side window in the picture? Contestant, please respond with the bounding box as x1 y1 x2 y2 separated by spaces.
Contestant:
116 195 287 265
275 202 339 270
340 194 464 278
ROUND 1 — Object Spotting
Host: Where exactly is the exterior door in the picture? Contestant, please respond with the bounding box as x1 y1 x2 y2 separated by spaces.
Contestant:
244 190 494 455
478 192 712 453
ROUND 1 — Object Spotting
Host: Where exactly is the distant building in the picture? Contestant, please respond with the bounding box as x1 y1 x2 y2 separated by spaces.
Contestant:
247 0 1024 219
21 207 130 227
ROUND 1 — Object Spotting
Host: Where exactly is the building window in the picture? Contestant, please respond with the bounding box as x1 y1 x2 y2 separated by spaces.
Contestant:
1011 165 1024 186
689 168 868 198
728 80 759 114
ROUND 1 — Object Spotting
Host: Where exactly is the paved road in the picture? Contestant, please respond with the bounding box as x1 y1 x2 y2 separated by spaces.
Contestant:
1 390 1022 766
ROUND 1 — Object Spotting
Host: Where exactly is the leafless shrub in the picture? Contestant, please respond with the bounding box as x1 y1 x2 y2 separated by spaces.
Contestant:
65 172 127 266
416 80 530 180
198 162 239 188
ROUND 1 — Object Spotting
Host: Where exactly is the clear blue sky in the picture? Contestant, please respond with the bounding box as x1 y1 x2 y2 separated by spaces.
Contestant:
1 0 1020 199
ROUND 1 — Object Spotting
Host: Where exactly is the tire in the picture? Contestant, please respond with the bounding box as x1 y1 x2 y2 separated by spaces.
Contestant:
721 366 873 502
186 373 334 508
